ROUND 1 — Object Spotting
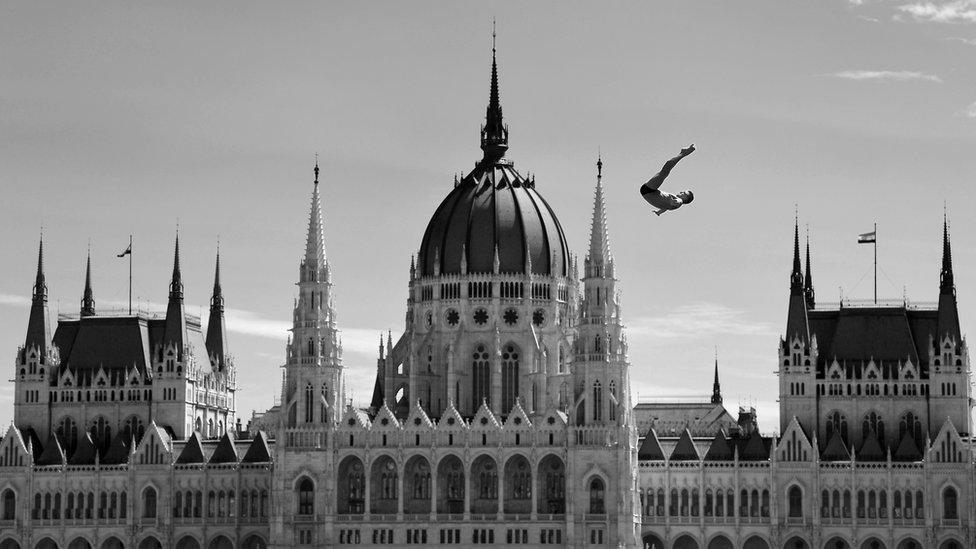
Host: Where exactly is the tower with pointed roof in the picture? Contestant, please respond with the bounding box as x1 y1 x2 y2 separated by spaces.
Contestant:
80 250 95 318
778 215 818 433
711 355 722 405
280 161 345 429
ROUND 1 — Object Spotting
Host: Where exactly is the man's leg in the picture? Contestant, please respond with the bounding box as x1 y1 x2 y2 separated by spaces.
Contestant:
642 145 695 191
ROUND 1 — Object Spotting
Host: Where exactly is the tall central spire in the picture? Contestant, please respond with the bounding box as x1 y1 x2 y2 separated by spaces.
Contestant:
303 160 326 279
587 154 612 267
163 233 187 355
480 22 509 162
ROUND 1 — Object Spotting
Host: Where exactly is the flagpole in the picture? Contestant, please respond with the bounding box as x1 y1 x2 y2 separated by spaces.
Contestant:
873 222 877 304
128 234 133 315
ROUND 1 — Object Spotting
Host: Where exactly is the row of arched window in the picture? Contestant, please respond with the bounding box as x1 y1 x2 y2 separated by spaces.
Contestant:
640 487 771 518
31 490 129 520
824 410 923 446
173 489 268 519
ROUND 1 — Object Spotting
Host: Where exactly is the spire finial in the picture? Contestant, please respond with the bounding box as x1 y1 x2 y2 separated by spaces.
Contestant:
804 223 815 308
81 242 95 317
597 149 603 180
33 232 46 301
711 348 722 405
941 207 954 295
480 21 508 161
314 154 320 185
791 208 803 293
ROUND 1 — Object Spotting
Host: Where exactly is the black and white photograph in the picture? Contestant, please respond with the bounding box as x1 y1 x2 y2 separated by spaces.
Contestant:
1 2 975 548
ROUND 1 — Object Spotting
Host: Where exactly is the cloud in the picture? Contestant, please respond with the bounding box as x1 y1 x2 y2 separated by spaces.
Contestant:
858 15 882 22
898 1 976 23
829 70 943 82
627 302 775 339
946 36 976 43
0 294 30 307
963 101 976 118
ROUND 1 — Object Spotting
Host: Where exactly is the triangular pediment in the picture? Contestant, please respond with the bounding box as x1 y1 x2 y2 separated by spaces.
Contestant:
341 407 371 430
504 400 532 429
704 430 734 461
777 417 813 462
931 419 966 463
133 421 173 466
437 402 468 431
740 432 769 460
637 427 665 461
209 433 238 464
893 430 922 461
821 431 851 461
857 431 885 462
373 403 402 430
241 431 272 463
36 433 66 466
176 432 206 464
670 428 700 461
68 432 98 465
405 400 434 430
471 400 501 430
0 425 31 467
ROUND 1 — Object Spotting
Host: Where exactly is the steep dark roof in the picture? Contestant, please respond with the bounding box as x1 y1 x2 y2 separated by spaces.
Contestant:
19 427 42 460
704 430 734 461
820 431 851 461
68 432 98 465
36 434 66 466
209 433 238 464
176 432 206 464
53 313 212 375
101 433 133 465
637 428 665 460
857 432 885 461
893 431 923 462
737 432 771 461
669 429 700 461
242 432 272 463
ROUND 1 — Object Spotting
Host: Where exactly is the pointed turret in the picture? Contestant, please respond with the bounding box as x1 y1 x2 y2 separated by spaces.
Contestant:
162 234 187 356
586 154 613 270
24 237 53 360
206 249 228 370
804 227 815 309
80 248 95 317
711 354 722 405
302 162 327 282
480 28 509 163
938 213 961 343
785 216 809 343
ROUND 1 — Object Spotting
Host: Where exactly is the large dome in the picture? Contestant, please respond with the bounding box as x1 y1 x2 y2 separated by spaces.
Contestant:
417 47 569 278
418 163 570 277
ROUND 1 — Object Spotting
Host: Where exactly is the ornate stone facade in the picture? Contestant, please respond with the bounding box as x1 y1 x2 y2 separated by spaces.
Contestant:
0 46 972 549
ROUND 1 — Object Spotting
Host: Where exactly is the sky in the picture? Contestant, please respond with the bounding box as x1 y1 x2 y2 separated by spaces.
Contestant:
1 1 975 434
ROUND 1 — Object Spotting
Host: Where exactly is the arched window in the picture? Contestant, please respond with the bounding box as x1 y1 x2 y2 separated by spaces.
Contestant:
56 417 79 455
592 381 603 422
501 344 520 413
899 412 923 443
472 344 491 410
825 411 848 445
143 486 157 518
307 338 314 356
1 489 14 520
304 383 314 423
589 478 605 514
207 419 214 438
862 412 885 445
297 478 314 516
943 486 957 519
320 384 329 423
90 417 112 453
609 381 617 421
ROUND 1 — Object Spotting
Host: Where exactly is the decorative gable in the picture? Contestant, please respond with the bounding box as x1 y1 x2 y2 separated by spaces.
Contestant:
778 417 812 462
670 429 700 461
931 419 967 463
241 432 272 464
134 422 173 466
36 434 66 466
704 430 734 461
68 432 98 465
176 432 206 464
820 431 851 462
209 433 238 464
637 427 665 461
0 425 31 467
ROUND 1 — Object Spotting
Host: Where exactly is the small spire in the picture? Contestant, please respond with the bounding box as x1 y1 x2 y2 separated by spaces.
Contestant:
711 349 722 405
941 208 954 295
81 245 95 317
303 161 327 276
170 232 183 300
480 21 509 162
163 232 188 355
790 210 803 294
33 234 47 302
314 154 320 185
804 224 815 308
206 245 227 370
586 154 612 266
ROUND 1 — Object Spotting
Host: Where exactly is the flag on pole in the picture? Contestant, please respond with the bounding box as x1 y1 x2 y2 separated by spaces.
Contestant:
117 243 132 257
858 231 876 244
